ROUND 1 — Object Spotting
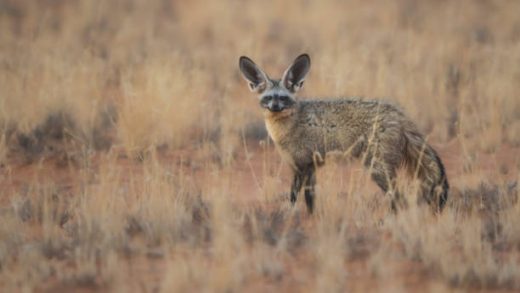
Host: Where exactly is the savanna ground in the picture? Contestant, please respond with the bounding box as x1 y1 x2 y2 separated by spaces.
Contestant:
0 0 520 292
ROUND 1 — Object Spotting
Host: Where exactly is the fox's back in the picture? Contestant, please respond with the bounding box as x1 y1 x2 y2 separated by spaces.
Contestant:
275 98 413 168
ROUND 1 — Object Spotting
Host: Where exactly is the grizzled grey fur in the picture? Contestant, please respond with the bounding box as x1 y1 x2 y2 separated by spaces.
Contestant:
239 54 448 214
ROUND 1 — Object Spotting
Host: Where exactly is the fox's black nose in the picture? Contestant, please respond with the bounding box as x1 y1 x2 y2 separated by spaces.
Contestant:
270 103 283 112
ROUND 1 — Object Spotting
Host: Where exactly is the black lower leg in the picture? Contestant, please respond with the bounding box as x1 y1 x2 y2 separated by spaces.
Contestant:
390 190 406 213
304 187 315 213
371 170 403 212
290 171 304 205
304 166 316 214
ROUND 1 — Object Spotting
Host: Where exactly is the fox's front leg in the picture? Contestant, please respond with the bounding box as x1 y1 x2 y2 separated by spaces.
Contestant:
290 165 317 214
290 171 304 204
303 166 316 214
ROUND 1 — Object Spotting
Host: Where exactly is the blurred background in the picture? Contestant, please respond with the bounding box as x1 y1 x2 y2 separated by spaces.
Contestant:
1 0 519 163
1 1 520 292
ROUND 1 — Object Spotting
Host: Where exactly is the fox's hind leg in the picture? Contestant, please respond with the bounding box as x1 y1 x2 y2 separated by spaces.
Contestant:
366 158 406 213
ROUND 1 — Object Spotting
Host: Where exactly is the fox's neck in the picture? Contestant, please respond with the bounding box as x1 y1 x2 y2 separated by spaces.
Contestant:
264 107 298 144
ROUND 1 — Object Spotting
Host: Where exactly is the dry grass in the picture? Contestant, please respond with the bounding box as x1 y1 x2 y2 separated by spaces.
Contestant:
0 0 520 292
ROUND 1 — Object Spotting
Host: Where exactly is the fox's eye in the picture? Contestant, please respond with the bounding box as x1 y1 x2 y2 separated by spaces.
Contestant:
264 95 272 101
280 96 290 102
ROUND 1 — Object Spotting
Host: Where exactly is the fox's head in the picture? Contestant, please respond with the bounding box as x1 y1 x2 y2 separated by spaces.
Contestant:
239 54 311 113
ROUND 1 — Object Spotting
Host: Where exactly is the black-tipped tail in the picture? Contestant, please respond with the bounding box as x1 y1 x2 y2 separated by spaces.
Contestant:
404 131 449 212
432 151 449 212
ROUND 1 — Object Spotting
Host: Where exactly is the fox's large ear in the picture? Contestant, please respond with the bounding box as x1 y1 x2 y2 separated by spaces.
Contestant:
282 54 311 93
239 56 269 93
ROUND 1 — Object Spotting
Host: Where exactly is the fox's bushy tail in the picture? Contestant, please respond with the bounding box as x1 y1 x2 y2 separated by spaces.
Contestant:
403 129 449 212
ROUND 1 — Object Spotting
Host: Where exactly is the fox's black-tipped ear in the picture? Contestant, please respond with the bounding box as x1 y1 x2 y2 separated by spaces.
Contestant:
282 54 311 93
239 56 269 93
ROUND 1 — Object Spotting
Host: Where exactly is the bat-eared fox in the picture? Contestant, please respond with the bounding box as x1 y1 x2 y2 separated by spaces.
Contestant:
239 54 448 214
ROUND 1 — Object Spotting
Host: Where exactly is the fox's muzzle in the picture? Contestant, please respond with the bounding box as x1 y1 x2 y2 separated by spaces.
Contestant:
268 101 283 112
260 93 295 113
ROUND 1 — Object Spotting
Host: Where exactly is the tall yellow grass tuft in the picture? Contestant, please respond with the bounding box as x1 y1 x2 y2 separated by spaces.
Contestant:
118 55 210 154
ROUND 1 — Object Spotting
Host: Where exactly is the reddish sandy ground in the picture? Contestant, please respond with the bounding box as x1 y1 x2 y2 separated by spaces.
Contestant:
0 139 518 292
